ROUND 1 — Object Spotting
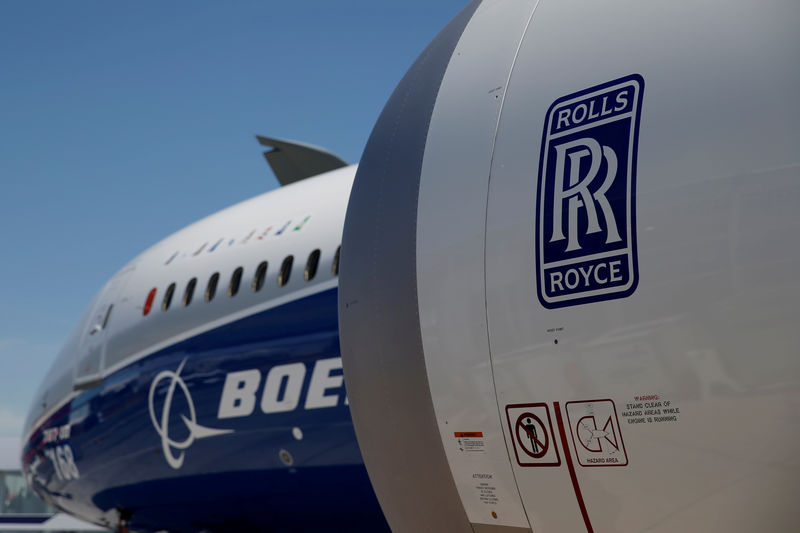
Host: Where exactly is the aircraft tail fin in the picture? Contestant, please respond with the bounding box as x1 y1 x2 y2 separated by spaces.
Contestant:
256 135 348 186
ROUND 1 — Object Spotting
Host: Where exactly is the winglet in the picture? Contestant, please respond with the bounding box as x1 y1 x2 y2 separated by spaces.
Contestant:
256 135 348 186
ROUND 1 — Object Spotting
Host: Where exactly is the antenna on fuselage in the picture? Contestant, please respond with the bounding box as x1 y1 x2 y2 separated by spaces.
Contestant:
255 135 348 186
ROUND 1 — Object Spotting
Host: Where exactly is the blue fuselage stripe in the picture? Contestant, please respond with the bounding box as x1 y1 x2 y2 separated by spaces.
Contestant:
24 287 389 533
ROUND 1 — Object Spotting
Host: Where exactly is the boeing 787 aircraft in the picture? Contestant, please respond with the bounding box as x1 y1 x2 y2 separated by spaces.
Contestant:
22 1 799 532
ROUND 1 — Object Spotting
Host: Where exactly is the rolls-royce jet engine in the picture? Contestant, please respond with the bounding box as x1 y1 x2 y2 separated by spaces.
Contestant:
339 1 800 531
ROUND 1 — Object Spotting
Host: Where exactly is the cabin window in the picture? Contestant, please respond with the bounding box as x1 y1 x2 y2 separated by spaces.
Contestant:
229 267 243 297
252 261 268 292
183 278 197 307
162 283 176 311
305 249 320 281
332 245 341 276
278 256 293 287
205 272 220 302
143 288 157 316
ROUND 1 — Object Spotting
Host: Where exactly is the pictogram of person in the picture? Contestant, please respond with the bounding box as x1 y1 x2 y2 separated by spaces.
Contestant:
525 418 538 453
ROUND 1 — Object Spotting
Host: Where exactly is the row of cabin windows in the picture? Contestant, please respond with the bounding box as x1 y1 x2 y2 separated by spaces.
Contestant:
143 246 340 316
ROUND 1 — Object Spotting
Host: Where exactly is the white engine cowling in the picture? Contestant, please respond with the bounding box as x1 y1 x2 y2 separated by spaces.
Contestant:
340 1 800 531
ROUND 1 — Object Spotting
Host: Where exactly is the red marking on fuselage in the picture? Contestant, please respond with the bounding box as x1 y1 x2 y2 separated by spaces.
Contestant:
554 402 594 533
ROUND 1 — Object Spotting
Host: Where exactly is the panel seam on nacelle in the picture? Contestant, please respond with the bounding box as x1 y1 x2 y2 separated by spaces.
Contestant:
480 1 543 530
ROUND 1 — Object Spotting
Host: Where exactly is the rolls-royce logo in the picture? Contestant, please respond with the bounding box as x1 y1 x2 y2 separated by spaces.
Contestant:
536 74 644 308
148 359 232 469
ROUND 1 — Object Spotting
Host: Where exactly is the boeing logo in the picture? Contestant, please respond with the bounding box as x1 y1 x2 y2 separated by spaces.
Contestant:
148 359 233 469
148 357 346 469
536 74 644 308
217 357 346 418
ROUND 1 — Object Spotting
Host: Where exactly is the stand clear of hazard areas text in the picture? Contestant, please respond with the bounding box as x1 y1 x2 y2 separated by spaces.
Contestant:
505 403 560 467
566 399 628 467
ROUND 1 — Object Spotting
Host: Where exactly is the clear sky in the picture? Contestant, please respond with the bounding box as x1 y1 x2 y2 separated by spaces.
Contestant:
0 0 469 437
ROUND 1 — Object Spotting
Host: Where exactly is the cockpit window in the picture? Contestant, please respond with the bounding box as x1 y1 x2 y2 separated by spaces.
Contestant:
332 245 341 276
205 272 220 302
162 283 176 311
305 249 320 281
229 267 243 297
252 261 268 292
278 256 293 287
183 278 197 307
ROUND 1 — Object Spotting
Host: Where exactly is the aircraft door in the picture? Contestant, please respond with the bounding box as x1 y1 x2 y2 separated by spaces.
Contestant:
74 267 134 390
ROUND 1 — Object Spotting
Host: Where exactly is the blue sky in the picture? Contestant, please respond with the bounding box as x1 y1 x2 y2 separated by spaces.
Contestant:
0 0 468 437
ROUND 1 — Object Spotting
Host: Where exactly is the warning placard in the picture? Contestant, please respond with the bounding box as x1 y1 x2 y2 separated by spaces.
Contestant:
454 432 486 453
505 403 560 467
566 399 628 467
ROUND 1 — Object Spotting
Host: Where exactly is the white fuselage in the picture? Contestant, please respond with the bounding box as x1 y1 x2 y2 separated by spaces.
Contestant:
23 164 357 488
22 165 386 533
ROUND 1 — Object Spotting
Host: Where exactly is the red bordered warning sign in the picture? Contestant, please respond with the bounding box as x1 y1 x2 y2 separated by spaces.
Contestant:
565 399 628 467
505 403 561 467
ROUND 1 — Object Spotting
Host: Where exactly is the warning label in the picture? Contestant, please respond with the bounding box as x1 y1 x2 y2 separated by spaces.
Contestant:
565 399 628 467
505 403 561 467
620 394 680 425
454 432 486 453
472 474 499 506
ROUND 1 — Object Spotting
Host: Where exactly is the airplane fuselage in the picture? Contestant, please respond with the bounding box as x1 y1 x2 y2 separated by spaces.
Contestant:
21 166 389 532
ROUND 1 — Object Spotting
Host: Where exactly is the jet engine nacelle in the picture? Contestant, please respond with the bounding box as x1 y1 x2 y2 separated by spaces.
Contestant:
339 1 800 532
